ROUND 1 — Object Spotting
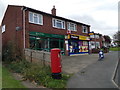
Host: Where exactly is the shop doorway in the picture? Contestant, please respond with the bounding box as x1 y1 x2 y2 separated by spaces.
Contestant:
69 40 79 54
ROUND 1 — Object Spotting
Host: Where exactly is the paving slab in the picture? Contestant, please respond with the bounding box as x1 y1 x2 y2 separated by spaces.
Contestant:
62 54 99 74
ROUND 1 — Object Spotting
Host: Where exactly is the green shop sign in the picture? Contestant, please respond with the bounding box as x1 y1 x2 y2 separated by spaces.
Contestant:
29 32 65 39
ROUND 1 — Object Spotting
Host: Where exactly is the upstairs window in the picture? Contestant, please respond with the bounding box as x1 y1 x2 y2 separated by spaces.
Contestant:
82 26 88 33
29 12 43 25
67 22 77 31
2 25 5 33
95 35 99 39
52 18 65 29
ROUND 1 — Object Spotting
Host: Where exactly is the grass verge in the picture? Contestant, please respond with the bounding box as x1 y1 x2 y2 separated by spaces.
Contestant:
2 65 26 88
0 63 2 89
109 47 120 51
4 60 71 88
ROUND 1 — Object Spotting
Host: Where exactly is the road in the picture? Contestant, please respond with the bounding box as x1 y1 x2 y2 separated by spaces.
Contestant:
67 51 119 88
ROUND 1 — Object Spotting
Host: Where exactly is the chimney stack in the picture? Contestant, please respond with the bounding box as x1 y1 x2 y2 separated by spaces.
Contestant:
51 5 56 16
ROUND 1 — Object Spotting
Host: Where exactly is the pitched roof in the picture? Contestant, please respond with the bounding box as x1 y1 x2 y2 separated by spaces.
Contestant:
9 5 90 27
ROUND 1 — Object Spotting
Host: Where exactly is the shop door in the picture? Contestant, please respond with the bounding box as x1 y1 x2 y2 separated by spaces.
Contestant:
69 40 79 54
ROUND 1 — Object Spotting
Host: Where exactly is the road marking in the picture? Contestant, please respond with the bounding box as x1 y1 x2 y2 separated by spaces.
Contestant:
111 58 119 88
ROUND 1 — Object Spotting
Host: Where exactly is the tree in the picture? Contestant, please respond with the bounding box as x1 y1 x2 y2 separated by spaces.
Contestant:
113 31 120 46
103 35 111 44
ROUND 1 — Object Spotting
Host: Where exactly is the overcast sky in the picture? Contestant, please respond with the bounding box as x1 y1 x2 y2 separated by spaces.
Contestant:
0 0 119 39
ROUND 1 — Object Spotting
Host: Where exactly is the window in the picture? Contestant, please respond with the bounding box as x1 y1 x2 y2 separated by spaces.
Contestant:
90 35 94 38
29 12 43 25
52 18 65 29
2 25 5 33
95 35 99 39
67 22 77 31
82 26 88 33
83 41 88 46
96 42 100 48
90 41 95 49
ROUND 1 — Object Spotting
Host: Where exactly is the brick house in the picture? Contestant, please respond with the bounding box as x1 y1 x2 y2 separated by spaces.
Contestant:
89 32 103 53
2 5 91 56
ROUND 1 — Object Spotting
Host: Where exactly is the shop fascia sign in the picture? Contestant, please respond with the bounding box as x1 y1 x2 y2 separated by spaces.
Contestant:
67 34 90 40
89 32 94 35
29 31 65 39
70 35 79 40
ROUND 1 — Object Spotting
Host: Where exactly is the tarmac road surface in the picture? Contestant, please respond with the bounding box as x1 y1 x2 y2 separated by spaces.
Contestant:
67 51 119 88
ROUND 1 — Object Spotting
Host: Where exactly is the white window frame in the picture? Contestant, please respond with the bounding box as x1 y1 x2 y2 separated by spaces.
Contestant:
2 25 5 33
52 18 65 29
29 12 43 25
67 22 77 31
95 35 99 39
96 42 100 48
82 25 88 33
90 35 94 38
90 41 95 49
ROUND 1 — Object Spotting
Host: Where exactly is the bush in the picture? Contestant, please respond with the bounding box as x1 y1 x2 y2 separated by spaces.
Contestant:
101 46 109 53
91 48 100 53
2 41 23 63
23 63 51 83
4 60 71 88
23 63 71 88
6 60 31 73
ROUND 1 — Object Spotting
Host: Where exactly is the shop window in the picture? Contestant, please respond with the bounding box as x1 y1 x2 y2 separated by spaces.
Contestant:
29 36 36 49
30 39 36 49
50 39 59 48
50 39 64 49
83 41 88 46
29 36 64 52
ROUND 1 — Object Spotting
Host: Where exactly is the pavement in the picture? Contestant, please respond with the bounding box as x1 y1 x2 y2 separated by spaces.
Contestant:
66 51 119 88
62 53 99 74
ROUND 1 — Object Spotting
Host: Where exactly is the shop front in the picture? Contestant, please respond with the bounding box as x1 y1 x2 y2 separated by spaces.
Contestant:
29 32 65 54
66 34 90 56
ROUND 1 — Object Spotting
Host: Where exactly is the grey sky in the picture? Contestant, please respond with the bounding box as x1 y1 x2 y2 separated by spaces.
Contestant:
0 0 119 39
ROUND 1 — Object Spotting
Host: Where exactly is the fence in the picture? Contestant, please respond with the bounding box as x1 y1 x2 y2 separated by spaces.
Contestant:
24 48 51 66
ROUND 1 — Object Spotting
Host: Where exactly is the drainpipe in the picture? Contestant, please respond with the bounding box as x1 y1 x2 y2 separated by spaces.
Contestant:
22 7 27 49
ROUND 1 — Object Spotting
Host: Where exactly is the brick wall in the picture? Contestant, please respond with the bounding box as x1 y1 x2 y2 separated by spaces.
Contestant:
2 5 90 52
90 35 103 48
2 5 24 50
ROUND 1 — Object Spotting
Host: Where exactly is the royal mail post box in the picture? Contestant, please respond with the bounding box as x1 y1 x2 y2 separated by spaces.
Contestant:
51 48 61 73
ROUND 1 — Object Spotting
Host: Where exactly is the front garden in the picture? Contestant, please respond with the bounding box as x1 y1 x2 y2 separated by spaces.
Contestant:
2 42 71 88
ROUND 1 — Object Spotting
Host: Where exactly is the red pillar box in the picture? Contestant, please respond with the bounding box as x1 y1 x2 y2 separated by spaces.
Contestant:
51 48 62 79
